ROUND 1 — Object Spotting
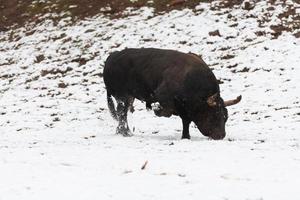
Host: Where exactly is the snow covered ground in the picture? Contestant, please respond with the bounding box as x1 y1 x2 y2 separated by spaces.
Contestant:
0 1 300 199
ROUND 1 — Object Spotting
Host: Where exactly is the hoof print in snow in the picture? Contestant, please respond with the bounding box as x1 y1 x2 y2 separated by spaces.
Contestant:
159 172 167 176
177 173 186 177
123 170 133 174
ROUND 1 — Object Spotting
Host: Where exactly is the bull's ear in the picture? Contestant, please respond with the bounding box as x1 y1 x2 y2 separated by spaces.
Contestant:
207 93 218 107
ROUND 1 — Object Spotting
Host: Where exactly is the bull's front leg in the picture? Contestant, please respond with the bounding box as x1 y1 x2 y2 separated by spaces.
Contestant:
181 118 191 139
146 101 152 110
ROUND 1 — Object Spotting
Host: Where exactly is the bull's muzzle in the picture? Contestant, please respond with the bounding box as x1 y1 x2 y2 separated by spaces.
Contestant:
209 132 226 140
196 125 226 140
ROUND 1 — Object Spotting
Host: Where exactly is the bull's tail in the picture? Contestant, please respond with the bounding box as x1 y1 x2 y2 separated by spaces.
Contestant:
107 92 118 120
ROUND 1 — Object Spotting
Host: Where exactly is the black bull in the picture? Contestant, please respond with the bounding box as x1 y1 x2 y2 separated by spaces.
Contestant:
103 48 241 140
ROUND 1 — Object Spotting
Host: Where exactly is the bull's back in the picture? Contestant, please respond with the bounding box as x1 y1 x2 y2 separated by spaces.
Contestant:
103 48 214 99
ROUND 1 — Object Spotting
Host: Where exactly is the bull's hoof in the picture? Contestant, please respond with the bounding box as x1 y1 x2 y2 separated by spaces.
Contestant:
116 126 132 137
181 135 191 140
122 131 133 137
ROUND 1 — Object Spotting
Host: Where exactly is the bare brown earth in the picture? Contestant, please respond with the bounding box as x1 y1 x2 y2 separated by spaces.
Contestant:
0 0 299 38
0 0 211 31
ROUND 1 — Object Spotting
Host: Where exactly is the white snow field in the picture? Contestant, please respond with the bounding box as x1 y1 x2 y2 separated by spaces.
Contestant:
0 1 300 200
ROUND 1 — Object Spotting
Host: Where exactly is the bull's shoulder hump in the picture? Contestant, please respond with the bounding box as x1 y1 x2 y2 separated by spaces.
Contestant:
187 53 206 64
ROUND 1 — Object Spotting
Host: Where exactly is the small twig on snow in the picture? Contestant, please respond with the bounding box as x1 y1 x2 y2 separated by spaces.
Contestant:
141 160 148 170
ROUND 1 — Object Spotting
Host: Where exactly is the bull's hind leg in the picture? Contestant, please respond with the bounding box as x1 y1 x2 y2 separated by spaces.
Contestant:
181 118 191 139
128 97 135 113
116 97 132 136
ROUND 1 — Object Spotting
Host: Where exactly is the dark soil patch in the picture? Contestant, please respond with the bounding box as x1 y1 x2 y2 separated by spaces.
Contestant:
1 0 299 38
0 0 210 30
41 67 73 77
209 30 221 37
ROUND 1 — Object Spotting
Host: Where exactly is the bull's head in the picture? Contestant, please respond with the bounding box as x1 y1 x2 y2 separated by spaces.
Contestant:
194 93 241 140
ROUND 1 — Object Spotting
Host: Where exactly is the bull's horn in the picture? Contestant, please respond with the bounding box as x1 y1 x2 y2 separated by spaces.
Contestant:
224 95 242 107
207 93 218 107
